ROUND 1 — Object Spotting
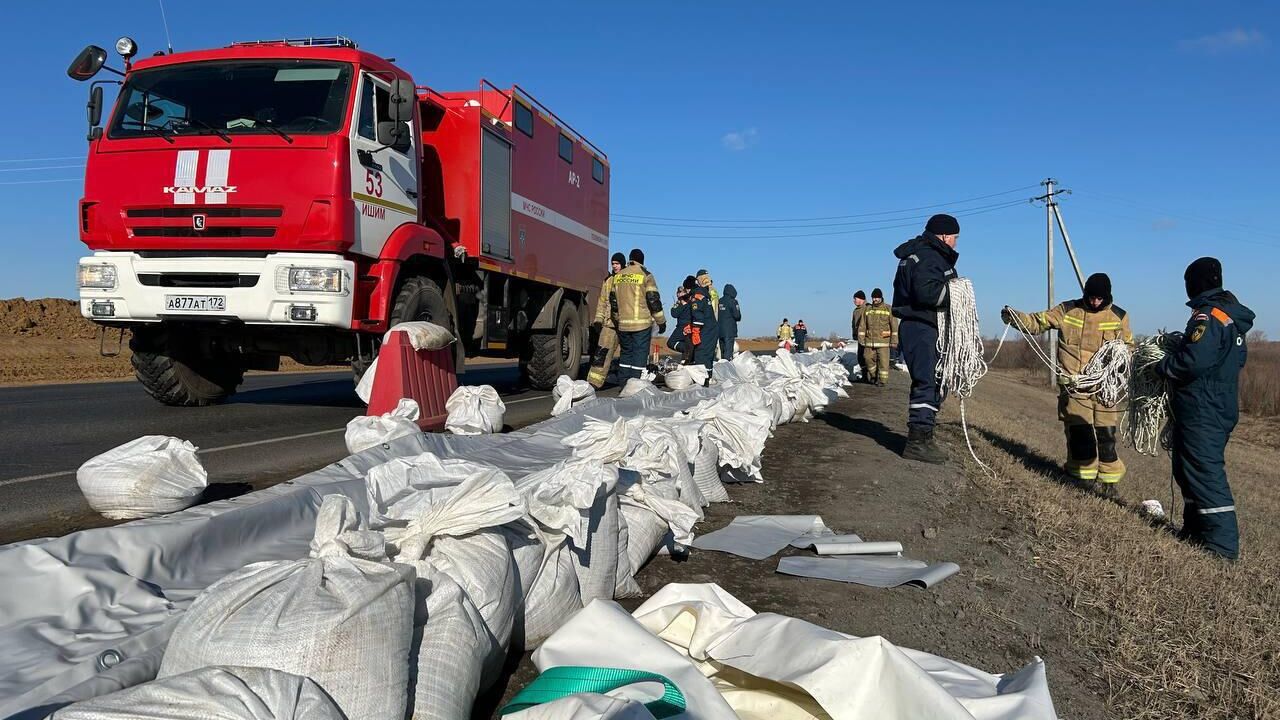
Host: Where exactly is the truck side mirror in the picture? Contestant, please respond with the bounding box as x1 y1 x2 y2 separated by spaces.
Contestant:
376 122 411 152
68 45 108 81
86 85 104 141
388 78 414 125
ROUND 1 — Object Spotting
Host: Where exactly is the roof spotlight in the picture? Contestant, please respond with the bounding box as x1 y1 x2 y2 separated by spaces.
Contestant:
115 36 138 59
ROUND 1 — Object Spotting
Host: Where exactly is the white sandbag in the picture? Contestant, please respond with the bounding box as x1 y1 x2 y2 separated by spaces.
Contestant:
159 495 415 720
445 384 506 435
346 397 421 454
517 457 623 606
620 500 672 574
391 321 456 351
620 378 659 398
692 441 732 503
368 451 520 528
406 561 495 720
52 666 345 720
664 364 709 391
622 417 705 514
689 395 773 481
520 536 583 647
563 418 632 463
505 692 656 720
75 436 208 520
553 376 596 416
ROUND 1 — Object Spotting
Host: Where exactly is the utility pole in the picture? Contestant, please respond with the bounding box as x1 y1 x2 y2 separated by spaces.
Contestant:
1032 178 1087 385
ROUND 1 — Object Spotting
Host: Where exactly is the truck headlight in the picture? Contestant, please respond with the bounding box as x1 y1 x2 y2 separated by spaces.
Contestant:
78 263 117 289
285 267 344 293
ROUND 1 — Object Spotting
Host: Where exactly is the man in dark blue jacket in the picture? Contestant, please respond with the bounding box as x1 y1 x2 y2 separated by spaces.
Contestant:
891 214 961 464
718 284 741 359
1157 257 1254 560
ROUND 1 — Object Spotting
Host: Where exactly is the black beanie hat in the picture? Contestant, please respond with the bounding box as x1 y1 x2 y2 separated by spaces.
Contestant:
1184 257 1223 299
610 252 626 266
925 213 960 236
682 275 698 290
629 248 645 264
854 290 866 300
871 287 883 300
696 268 708 277
1083 273 1112 309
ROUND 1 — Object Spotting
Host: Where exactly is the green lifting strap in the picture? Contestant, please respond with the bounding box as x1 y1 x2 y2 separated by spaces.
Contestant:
499 666 687 718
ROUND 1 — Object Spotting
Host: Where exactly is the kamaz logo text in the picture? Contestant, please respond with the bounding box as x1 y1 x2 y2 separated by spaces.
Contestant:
168 149 233 205
164 186 238 195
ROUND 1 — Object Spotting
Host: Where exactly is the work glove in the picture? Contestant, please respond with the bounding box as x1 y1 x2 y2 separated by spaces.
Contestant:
657 322 667 334
1001 306 1015 325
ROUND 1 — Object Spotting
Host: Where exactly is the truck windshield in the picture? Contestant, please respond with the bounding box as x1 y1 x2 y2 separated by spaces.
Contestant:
108 60 353 139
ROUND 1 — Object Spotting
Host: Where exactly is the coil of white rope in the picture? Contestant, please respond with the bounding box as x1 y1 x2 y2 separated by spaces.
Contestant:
1122 331 1180 457
936 278 995 475
1002 309 1132 406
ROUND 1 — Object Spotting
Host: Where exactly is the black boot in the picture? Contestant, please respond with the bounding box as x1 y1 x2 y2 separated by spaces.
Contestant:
903 426 947 465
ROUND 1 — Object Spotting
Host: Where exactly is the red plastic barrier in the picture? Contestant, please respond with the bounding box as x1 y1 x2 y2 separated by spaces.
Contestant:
364 331 456 431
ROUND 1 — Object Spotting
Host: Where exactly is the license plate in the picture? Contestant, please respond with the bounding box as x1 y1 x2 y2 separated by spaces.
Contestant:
165 295 226 312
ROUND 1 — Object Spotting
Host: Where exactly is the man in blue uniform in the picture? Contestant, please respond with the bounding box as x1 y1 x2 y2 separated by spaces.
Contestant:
673 274 718 375
718 284 741 359
891 214 960 465
1157 257 1254 560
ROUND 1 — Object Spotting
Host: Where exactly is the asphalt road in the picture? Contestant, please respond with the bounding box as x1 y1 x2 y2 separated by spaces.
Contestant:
0 365 573 544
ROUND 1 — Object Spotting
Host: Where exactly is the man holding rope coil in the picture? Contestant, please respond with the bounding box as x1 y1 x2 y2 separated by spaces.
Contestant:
1002 273 1135 497
892 214 961 465
1156 257 1254 561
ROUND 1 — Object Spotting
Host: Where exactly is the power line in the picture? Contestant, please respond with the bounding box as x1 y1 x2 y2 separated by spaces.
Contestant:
609 185 1041 223
611 199 1029 239
0 164 84 173
0 156 84 164
612 198 1035 229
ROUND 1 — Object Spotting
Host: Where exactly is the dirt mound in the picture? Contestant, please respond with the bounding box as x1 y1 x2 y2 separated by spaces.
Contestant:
1 298 103 341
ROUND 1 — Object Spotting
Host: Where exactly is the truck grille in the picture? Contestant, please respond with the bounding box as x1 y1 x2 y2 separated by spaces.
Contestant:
137 273 260 288
125 206 282 239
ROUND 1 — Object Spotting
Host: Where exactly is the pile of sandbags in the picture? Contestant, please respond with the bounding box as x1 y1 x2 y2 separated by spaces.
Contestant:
26 348 887 720
76 436 208 519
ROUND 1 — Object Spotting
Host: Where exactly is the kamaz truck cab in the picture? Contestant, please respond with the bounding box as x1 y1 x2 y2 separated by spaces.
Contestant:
69 36 609 405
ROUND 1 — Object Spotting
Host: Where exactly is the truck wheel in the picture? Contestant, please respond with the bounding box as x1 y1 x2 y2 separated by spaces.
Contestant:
388 275 463 369
525 301 582 389
129 328 245 407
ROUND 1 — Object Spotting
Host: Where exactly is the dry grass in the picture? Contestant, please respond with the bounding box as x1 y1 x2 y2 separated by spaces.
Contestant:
953 375 1280 719
1241 340 1280 417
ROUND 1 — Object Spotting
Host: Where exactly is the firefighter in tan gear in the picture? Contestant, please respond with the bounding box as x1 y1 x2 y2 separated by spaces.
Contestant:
850 291 868 382
857 288 897 386
587 252 627 388
1002 273 1135 496
613 248 666 381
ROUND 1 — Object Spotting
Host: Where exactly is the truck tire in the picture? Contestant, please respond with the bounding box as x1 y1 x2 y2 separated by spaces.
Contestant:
129 328 245 407
525 301 582 389
387 275 463 369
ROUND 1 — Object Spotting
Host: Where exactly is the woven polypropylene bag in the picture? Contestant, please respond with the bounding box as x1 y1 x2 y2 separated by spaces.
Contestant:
346 398 421 454
76 435 208 520
692 442 731 503
445 385 506 435
52 666 345 720
159 496 415 720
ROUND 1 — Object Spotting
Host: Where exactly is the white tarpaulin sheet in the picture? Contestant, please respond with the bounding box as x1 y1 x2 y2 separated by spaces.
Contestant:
532 583 1057 720
691 515 833 560
778 555 962 589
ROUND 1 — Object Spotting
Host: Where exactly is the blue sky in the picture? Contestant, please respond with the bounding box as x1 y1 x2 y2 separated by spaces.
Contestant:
1 1 1276 339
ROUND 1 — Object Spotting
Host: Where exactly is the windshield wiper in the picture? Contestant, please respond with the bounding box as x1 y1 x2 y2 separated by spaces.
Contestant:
175 118 231 143
130 122 175 143
253 117 294 144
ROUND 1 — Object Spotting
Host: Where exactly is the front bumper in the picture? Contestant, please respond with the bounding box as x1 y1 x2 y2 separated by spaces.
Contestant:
77 252 356 328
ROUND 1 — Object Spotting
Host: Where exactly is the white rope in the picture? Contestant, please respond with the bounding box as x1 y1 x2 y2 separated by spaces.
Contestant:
1122 332 1180 457
937 278 988 401
937 278 994 475
1003 309 1132 405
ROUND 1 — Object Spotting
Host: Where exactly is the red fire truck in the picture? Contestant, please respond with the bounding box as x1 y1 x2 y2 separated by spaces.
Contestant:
67 36 608 405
